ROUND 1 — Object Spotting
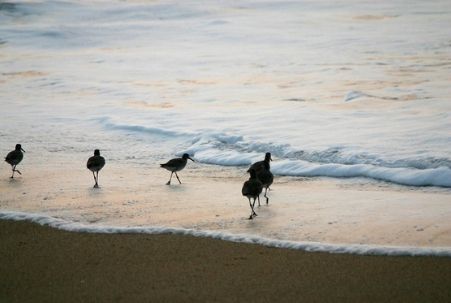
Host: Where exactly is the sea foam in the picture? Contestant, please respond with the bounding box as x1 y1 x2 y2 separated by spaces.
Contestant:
271 160 451 187
2 211 451 257
184 146 451 187
98 115 451 188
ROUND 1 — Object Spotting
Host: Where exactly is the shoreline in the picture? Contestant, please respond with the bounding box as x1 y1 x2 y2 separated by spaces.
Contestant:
2 219 451 302
1 163 451 249
2 211 451 257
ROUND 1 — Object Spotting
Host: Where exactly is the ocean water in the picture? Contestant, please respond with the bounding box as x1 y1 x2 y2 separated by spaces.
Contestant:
1 0 451 255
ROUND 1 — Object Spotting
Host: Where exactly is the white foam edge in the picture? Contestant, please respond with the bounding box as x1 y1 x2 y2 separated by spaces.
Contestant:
2 211 451 257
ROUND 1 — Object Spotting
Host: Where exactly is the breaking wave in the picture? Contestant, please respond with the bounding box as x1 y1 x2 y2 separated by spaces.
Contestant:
101 118 451 188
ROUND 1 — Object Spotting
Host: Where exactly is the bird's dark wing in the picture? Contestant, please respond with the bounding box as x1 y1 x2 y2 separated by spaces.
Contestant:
242 180 251 196
257 169 273 186
161 157 182 168
242 179 263 196
87 156 105 170
5 151 14 162
5 150 22 165
248 160 264 172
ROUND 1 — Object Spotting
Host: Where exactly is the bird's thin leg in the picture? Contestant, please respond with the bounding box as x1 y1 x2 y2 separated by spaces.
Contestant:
264 187 269 204
248 198 254 220
96 171 100 188
252 198 258 217
257 194 261 207
11 164 22 179
166 172 173 185
12 165 22 175
175 172 182 184
92 171 98 188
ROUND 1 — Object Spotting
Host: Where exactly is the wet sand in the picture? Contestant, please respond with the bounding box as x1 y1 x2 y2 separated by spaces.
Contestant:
1 161 451 248
1 219 451 303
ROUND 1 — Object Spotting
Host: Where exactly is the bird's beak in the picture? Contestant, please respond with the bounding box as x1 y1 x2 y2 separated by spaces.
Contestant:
21 148 26 153
270 157 272 161
188 156 195 162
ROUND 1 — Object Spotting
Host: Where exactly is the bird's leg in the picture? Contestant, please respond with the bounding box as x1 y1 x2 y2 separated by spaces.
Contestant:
10 165 21 178
175 172 182 184
96 171 100 188
252 198 258 217
257 195 261 207
166 172 173 185
13 165 22 175
248 198 254 220
264 187 269 204
92 171 98 188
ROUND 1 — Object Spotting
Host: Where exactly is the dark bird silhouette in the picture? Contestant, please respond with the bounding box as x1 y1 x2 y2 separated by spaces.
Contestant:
248 152 272 172
256 161 273 205
5 144 25 178
242 169 263 220
248 152 273 203
87 149 105 188
160 153 194 185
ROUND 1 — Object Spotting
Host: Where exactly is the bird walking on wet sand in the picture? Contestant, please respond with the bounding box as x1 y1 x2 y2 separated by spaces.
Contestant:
160 153 194 185
87 149 105 188
248 152 274 205
256 161 273 205
5 144 25 179
249 152 272 172
242 169 263 220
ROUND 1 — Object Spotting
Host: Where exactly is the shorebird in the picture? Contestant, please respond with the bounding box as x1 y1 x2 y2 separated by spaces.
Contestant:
5 144 25 178
160 153 194 185
248 152 272 172
242 169 263 220
256 161 273 205
87 149 105 188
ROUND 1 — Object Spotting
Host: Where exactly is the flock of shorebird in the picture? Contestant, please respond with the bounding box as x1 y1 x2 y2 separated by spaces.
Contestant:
5 144 273 220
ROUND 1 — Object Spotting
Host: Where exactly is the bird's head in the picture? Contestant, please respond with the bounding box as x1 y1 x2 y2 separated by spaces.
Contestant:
94 149 100 156
265 152 272 162
182 153 194 162
16 144 25 153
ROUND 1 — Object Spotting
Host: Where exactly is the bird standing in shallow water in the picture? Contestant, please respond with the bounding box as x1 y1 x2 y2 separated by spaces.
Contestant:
5 144 25 178
160 153 194 185
242 169 263 220
87 149 105 188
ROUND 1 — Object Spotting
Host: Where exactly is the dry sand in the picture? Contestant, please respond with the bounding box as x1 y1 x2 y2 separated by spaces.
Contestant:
1 219 451 303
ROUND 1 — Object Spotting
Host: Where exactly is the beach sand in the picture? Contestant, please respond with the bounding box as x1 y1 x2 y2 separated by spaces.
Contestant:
1 160 451 247
2 159 451 302
1 219 451 302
